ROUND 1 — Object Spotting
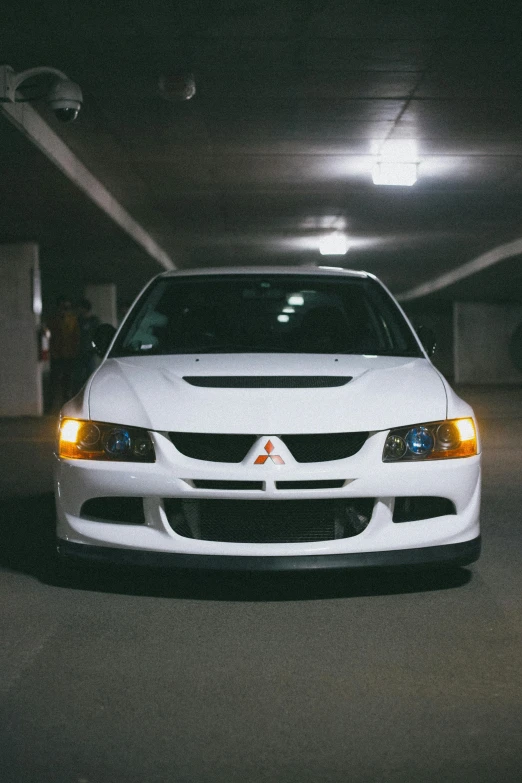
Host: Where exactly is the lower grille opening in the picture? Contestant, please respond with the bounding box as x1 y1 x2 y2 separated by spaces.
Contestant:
276 480 345 490
164 498 374 543
393 496 456 523
80 497 145 525
192 480 263 490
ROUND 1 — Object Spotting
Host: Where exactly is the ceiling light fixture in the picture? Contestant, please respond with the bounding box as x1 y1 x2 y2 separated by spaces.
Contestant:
158 72 196 101
319 233 350 256
372 140 419 187
287 294 305 306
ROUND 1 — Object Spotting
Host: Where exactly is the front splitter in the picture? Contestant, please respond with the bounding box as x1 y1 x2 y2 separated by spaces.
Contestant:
57 536 481 571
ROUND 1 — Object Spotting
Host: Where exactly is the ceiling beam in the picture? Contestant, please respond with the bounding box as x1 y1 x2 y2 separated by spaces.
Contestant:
397 238 522 302
0 102 176 271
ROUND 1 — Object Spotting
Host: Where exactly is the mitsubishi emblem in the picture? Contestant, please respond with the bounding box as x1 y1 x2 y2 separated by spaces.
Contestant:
254 440 285 465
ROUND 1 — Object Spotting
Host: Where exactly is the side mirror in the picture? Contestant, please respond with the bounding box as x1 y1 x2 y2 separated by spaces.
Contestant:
92 323 116 357
416 325 436 357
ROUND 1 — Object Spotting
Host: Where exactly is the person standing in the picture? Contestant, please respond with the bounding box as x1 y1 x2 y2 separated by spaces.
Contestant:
48 296 80 410
73 298 101 393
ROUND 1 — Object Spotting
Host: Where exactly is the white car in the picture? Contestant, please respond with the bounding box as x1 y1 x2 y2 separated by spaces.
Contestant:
54 267 481 570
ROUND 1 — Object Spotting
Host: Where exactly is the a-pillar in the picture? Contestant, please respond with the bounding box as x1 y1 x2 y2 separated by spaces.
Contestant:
0 243 43 416
454 301 522 384
85 283 118 327
401 300 454 380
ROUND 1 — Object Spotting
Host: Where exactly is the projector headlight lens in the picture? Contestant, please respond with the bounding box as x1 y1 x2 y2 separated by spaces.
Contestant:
132 435 155 458
59 419 155 462
404 426 434 456
383 418 477 462
383 434 407 460
103 427 132 456
436 421 461 450
78 422 101 448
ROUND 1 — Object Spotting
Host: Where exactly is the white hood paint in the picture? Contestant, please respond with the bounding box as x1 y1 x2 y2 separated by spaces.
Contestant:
88 354 447 433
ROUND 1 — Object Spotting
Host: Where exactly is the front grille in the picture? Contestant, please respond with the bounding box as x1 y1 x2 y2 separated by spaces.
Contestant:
281 432 368 462
183 376 352 388
192 480 263 490
276 480 346 490
80 497 145 524
169 432 257 462
170 431 368 463
164 498 374 543
393 497 456 523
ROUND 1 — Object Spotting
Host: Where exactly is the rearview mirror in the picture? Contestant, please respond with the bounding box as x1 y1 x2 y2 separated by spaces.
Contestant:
416 325 436 357
92 323 116 357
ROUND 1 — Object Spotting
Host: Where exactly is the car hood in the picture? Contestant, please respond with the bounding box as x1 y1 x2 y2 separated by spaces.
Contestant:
88 354 447 433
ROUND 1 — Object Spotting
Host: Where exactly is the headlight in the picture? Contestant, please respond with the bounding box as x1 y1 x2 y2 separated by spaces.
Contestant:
383 418 477 462
59 419 155 462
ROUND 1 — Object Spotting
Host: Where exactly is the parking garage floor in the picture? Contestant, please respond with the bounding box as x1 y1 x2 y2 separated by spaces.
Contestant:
1 387 521 783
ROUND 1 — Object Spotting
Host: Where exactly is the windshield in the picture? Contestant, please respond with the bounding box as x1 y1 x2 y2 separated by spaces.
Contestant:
111 274 422 357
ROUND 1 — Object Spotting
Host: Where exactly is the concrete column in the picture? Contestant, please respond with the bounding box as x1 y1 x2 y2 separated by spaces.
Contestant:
85 284 118 327
0 243 43 416
454 302 522 384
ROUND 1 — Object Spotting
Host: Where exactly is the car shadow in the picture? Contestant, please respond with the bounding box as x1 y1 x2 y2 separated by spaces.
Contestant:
0 493 472 601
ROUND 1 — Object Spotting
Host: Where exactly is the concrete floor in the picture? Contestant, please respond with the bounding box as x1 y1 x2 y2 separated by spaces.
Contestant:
0 387 521 783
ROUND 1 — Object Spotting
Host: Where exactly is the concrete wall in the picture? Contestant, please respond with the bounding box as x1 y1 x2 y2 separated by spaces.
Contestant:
0 243 43 416
454 302 522 384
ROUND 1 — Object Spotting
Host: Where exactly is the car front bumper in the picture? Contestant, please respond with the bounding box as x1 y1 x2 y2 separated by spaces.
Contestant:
54 428 481 567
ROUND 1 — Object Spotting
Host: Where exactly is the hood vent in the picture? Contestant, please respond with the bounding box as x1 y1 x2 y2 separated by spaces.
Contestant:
183 376 352 388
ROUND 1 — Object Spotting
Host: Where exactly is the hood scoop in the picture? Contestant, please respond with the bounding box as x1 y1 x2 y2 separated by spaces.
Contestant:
182 376 352 388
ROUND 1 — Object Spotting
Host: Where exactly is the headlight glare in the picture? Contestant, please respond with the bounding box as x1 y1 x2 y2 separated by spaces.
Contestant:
59 419 155 462
383 418 477 462
60 419 81 443
455 418 476 441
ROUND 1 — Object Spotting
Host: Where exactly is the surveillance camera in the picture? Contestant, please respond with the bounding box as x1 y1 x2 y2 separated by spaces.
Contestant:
47 78 83 122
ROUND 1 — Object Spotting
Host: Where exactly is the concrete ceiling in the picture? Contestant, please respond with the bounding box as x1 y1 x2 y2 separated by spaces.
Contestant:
1 0 522 304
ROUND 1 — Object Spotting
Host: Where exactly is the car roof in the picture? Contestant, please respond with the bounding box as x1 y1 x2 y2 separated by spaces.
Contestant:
159 265 372 280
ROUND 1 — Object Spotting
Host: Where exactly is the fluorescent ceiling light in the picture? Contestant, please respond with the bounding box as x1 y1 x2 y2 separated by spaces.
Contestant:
282 307 295 313
319 233 350 255
277 314 290 323
287 294 304 306
372 162 418 187
372 140 419 186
